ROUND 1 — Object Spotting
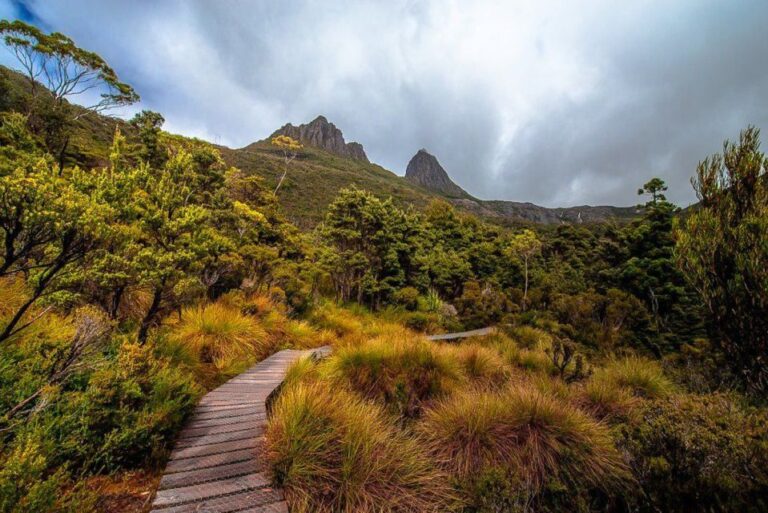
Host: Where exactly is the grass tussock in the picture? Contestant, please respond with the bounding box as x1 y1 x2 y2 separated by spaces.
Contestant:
594 357 675 399
266 382 457 513
169 302 269 375
577 378 638 422
447 343 509 386
324 336 463 417
420 383 631 496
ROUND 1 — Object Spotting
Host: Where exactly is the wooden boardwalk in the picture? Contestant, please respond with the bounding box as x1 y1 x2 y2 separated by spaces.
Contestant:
426 326 495 341
150 346 330 513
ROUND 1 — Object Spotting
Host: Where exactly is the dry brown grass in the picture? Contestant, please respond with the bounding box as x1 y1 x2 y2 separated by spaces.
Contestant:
323 336 463 417
266 382 459 513
420 383 631 494
169 302 269 375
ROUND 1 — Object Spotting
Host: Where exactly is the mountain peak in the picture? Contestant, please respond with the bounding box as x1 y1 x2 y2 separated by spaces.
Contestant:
405 149 468 198
273 116 368 162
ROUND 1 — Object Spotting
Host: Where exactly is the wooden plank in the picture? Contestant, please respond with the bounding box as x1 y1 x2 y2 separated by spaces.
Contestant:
152 472 270 507
174 427 263 449
150 346 331 512
178 422 257 440
159 460 264 490
164 448 257 474
154 489 285 513
182 412 265 429
170 437 260 461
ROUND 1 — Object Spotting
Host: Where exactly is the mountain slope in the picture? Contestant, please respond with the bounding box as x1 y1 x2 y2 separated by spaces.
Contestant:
227 116 638 227
0 64 637 228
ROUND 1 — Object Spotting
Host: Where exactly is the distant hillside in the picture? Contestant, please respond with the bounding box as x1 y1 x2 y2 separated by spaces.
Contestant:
230 115 639 226
0 65 638 227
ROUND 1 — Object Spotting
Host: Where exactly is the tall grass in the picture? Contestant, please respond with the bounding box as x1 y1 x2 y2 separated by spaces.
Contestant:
577 378 638 422
324 336 463 417
169 303 269 376
593 356 675 399
420 383 631 498
266 382 457 513
447 343 509 386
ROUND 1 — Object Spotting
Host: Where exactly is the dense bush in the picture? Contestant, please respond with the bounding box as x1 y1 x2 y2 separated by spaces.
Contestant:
620 393 768 512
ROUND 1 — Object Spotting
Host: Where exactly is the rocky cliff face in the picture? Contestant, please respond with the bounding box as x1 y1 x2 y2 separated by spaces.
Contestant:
404 149 468 198
273 115 369 162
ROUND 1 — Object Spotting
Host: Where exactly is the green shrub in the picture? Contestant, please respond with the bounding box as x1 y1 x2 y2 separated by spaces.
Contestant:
393 287 420 311
620 393 768 512
266 382 457 513
403 312 432 332
61 338 202 471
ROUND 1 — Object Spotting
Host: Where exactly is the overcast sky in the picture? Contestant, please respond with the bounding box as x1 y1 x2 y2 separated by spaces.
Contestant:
2 0 767 207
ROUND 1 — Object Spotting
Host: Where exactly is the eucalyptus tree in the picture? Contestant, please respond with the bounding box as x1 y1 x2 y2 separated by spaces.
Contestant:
0 20 138 170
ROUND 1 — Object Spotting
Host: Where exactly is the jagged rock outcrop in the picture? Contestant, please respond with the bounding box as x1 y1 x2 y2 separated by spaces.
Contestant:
404 149 468 198
273 115 369 162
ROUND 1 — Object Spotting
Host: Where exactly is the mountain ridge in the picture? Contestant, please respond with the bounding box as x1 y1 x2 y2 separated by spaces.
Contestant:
270 115 369 162
405 149 470 199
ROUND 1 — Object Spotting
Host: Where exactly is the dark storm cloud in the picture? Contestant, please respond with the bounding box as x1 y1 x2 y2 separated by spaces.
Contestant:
3 0 767 207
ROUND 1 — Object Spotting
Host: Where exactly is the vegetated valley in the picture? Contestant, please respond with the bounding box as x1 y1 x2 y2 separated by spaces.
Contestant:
1 19 767 513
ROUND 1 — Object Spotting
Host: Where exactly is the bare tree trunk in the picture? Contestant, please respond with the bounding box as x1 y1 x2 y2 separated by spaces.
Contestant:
138 286 163 343
522 257 529 312
57 136 70 176
273 166 288 195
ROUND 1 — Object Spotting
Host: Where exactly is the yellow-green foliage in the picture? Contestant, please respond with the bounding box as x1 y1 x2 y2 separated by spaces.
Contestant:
507 325 551 349
447 343 509 386
420 384 630 500
282 355 321 389
310 302 365 338
324 336 463 417
309 301 416 347
594 357 675 399
578 378 638 422
169 303 269 376
266 382 457 513
0 276 27 319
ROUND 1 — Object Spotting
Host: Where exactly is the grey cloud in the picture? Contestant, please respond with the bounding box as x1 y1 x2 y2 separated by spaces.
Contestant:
5 0 768 207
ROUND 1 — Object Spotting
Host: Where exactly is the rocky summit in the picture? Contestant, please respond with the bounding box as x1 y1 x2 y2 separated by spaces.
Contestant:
273 115 369 162
405 149 468 198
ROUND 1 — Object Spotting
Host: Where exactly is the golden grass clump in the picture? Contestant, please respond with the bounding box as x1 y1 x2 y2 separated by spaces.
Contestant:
593 356 675 399
169 302 269 374
448 343 509 386
507 325 552 349
282 355 322 388
577 377 638 422
310 302 365 337
420 383 631 496
324 336 463 417
266 382 457 513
